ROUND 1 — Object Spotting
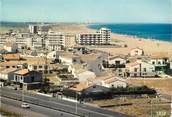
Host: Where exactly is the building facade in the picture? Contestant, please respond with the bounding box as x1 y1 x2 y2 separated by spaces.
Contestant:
46 31 65 51
76 28 111 45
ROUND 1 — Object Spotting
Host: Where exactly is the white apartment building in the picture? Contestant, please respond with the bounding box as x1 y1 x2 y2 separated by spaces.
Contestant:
76 28 111 45
64 34 76 48
32 37 44 49
46 31 65 51
0 37 6 45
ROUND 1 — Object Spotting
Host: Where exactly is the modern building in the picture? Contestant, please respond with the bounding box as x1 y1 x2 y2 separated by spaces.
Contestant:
64 34 76 48
76 28 111 45
29 25 38 34
46 31 65 51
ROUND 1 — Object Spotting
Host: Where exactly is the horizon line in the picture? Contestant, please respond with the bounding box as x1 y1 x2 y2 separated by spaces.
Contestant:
1 21 172 25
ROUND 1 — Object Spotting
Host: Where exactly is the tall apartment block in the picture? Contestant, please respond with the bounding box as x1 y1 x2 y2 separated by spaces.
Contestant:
45 31 65 51
76 28 111 45
29 25 38 34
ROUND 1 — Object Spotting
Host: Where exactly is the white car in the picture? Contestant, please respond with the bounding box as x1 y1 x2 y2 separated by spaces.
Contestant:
21 103 30 108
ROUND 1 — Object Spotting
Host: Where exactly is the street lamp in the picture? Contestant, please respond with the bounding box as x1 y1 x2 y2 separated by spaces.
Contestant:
170 92 172 117
75 92 81 114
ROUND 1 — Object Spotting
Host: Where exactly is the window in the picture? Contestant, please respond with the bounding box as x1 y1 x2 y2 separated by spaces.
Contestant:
31 76 34 82
134 68 138 72
39 65 42 68
115 61 120 65
73 59 77 62
143 68 146 72
33 66 37 70
44 65 48 69
152 61 155 64
134 73 137 77
158 61 161 65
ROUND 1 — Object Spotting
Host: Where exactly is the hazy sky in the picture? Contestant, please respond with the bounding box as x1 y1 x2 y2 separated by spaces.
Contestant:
0 0 171 23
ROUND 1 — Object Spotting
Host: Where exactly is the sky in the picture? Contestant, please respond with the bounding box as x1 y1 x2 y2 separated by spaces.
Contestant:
0 0 171 23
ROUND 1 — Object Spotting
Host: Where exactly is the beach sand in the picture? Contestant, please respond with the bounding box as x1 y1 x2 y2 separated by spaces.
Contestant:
51 24 172 59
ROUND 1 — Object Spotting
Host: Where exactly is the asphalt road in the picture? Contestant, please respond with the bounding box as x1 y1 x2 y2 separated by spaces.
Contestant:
0 87 130 117
1 97 78 117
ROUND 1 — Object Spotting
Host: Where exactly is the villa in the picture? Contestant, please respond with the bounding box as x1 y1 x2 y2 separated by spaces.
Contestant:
130 47 144 57
12 69 42 90
149 53 170 74
107 55 127 68
126 60 156 77
93 76 127 88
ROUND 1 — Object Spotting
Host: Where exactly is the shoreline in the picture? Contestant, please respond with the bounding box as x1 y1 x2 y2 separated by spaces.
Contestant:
86 24 172 43
87 24 172 43
84 24 172 59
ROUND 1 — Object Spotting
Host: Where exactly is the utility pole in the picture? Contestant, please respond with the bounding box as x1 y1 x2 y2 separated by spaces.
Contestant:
0 83 1 108
75 92 78 114
150 99 153 117
171 94 172 117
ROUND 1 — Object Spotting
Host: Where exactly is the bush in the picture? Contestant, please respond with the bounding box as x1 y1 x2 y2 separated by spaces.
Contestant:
110 86 156 95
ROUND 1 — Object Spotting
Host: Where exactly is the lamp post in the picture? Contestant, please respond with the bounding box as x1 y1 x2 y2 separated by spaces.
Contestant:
170 93 172 117
75 92 81 114
75 92 78 114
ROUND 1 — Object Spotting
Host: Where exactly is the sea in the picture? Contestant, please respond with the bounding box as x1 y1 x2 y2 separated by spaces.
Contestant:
89 23 172 42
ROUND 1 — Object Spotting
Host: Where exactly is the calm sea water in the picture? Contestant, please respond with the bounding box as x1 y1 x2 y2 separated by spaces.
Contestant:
89 24 172 42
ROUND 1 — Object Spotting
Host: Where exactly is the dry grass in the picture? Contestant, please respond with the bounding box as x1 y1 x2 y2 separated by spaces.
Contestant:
93 98 170 117
0 108 23 117
127 78 172 95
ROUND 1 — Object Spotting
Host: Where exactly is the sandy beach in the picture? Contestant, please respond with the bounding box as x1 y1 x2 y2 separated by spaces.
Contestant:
51 24 172 60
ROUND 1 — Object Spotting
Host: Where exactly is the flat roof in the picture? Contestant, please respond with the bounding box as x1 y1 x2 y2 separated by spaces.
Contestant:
0 68 18 74
14 69 29 75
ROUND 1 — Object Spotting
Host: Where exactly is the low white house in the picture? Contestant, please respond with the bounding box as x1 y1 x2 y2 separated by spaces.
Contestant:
68 64 96 82
58 52 81 65
3 41 18 53
149 55 170 73
93 76 127 88
130 47 144 57
126 60 156 77
47 51 58 60
108 55 126 67
0 68 18 81
27 57 54 74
